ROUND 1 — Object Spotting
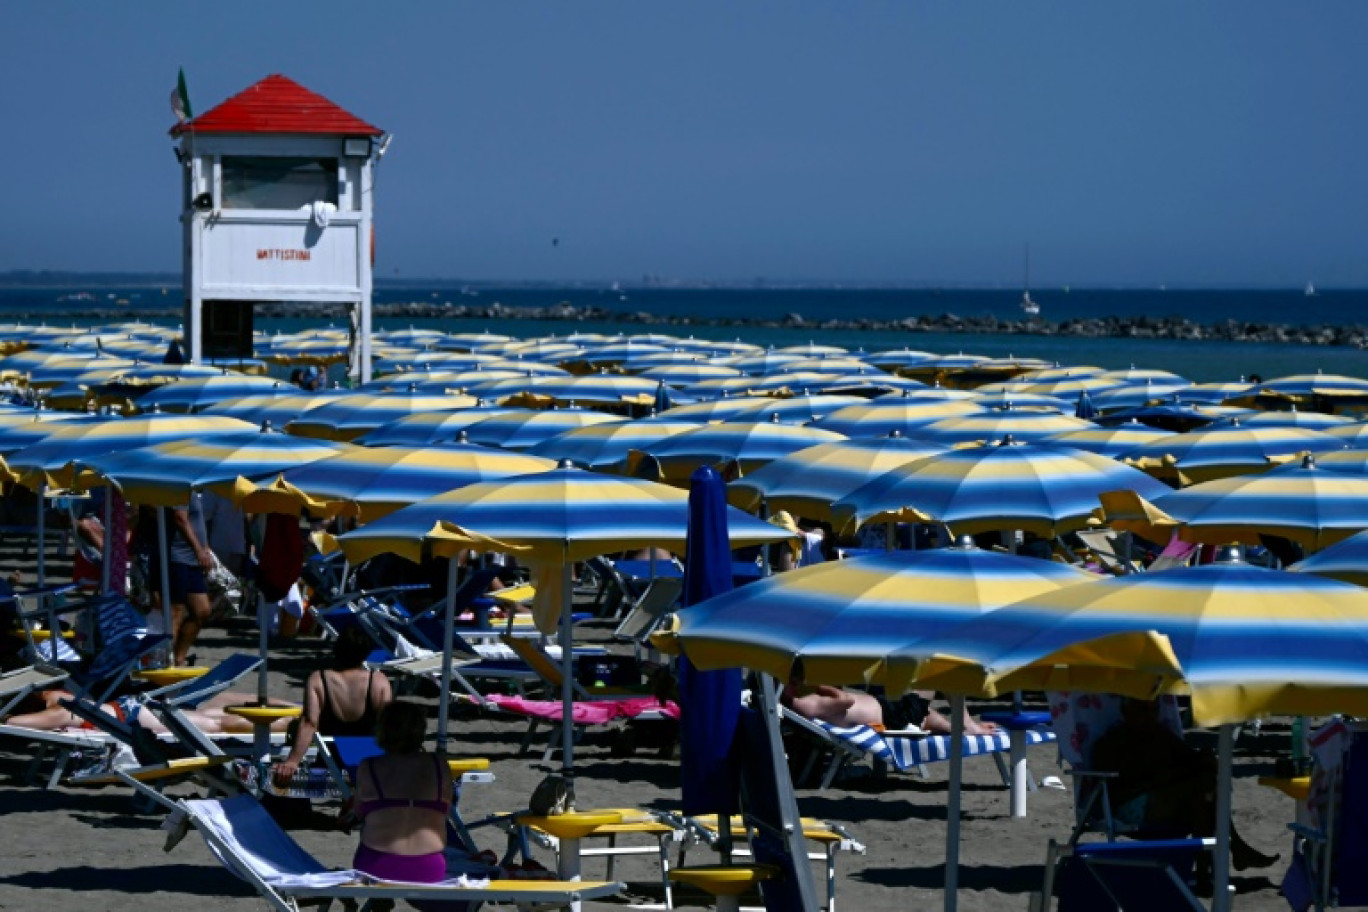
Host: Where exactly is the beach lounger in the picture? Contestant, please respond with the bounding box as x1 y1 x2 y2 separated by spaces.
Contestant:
0 662 69 717
160 793 625 912
1036 836 1216 912
23 592 171 703
783 706 1056 794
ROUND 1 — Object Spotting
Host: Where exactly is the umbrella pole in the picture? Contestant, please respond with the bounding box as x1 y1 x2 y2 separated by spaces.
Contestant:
560 561 575 787
100 489 113 594
156 508 173 667
1212 724 1235 912
256 590 270 703
36 481 46 588
944 693 965 912
437 557 460 752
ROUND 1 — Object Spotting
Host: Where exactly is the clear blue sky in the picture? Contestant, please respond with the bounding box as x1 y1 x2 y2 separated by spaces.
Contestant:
4 3 1365 287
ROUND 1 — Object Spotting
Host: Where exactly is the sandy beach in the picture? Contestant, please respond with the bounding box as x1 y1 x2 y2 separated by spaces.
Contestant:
0 544 1301 912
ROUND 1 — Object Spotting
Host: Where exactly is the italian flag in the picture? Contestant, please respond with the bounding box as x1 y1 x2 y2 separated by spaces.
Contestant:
170 68 192 123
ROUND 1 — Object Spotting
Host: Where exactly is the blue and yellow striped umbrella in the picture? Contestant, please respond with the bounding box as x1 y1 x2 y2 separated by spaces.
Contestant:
0 411 97 454
814 398 984 438
336 463 794 629
131 374 294 413
518 374 662 408
620 419 847 483
1292 530 1368 586
676 543 1096 687
1121 420 1346 484
899 559 1368 726
1253 372 1368 402
1039 423 1170 459
462 408 626 451
236 442 556 521
1113 455 1368 551
285 390 480 441
352 407 514 447
722 351 808 376
2 414 257 489
1236 408 1353 432
914 407 1095 446
199 391 352 427
833 440 1172 537
80 429 351 506
864 349 938 372
527 419 701 469
726 395 867 425
727 436 948 520
657 396 781 423
637 363 744 386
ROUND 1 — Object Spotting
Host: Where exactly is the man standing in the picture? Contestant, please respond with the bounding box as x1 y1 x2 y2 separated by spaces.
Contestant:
167 492 214 666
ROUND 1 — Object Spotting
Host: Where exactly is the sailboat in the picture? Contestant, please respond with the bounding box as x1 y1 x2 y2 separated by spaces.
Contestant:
1305 281 1318 298
1020 246 1041 315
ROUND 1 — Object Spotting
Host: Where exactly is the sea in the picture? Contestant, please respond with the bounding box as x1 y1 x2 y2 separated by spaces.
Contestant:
2 283 1366 384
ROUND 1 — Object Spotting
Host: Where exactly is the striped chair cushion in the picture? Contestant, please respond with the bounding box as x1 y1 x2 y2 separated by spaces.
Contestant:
815 720 1056 771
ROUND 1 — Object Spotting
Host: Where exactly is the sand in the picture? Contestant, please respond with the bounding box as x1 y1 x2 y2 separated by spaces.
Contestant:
0 553 1300 911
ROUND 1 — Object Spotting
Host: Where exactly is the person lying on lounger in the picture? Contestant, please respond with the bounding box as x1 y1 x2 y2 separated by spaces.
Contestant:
782 676 997 736
4 689 298 735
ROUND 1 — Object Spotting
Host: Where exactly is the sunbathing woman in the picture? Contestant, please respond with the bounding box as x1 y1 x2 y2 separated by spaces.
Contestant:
4 688 298 735
783 678 998 736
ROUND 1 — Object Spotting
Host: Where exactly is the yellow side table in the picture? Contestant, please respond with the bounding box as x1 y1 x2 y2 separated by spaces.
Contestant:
133 666 208 688
224 704 302 785
1258 775 1312 803
670 864 780 912
516 810 622 912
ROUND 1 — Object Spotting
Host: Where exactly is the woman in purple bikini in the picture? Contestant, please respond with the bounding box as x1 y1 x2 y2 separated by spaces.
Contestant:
352 700 453 885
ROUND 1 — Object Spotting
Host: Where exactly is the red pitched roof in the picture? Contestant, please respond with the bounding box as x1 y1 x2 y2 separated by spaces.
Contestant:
170 74 382 137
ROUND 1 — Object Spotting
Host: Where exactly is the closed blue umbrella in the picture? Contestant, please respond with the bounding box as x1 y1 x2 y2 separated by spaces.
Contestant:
678 466 741 817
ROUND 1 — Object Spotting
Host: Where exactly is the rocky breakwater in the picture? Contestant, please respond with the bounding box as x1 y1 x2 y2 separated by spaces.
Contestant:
30 301 1368 349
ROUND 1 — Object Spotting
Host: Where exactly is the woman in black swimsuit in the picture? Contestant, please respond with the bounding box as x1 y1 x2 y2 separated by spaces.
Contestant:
274 626 393 786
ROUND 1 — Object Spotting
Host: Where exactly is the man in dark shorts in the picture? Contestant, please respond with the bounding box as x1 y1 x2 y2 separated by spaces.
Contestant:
166 492 215 666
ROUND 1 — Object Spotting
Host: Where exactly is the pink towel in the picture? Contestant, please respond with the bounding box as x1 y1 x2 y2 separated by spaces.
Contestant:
482 693 680 723
1159 532 1199 560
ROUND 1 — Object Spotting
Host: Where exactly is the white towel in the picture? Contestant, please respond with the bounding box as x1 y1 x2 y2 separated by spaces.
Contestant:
186 795 361 888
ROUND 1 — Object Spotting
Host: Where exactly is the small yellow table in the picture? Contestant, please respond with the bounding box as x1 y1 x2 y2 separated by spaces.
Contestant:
1258 775 1312 803
133 666 208 688
224 704 302 785
670 864 780 911
516 810 622 910
446 758 491 776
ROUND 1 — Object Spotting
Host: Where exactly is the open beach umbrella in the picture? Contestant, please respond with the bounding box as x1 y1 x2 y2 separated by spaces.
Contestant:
1235 407 1353 432
912 407 1096 446
896 557 1368 912
1039 423 1170 459
1 414 257 490
1121 420 1346 484
832 440 1172 538
285 390 481 442
723 351 807 375
727 436 948 521
864 349 938 372
352 407 514 447
1087 381 1193 413
676 543 1098 912
199 390 352 427
814 399 984 438
1249 372 1368 405
636 363 742 387
80 428 352 703
1291 529 1368 586
335 464 794 776
527 418 700 470
131 374 294 413
725 394 866 425
620 418 847 483
1097 400 1251 433
1324 422 1368 449
235 442 557 522
1105 454 1368 552
740 371 846 395
462 408 626 451
655 396 781 423
807 372 929 398
522 374 662 408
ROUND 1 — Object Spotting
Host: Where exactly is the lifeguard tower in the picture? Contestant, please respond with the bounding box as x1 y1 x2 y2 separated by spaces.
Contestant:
170 75 386 382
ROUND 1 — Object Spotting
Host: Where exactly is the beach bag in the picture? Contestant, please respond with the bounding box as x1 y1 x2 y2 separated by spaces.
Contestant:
257 513 303 603
529 773 575 817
